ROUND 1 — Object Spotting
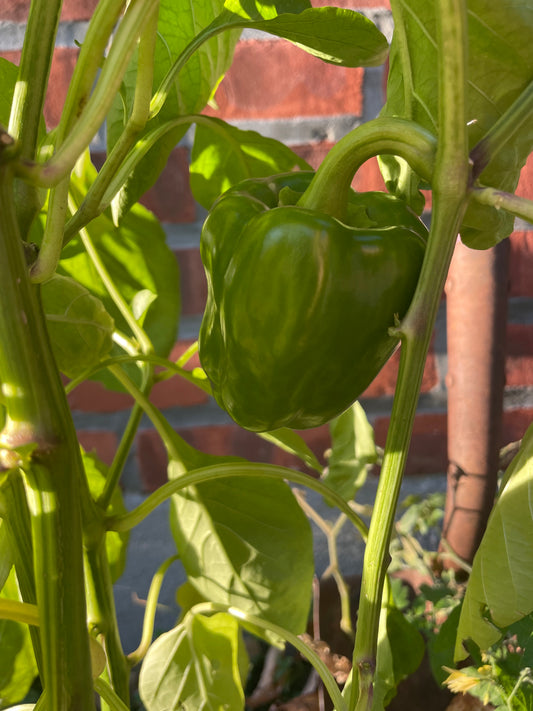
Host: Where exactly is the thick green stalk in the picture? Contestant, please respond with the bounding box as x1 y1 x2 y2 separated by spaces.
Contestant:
0 166 95 710
348 2 470 710
8 0 62 154
7 0 62 235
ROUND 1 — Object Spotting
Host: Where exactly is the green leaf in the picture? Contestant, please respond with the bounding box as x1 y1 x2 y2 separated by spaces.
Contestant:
41 274 114 379
322 402 377 502
168 458 314 636
217 4 388 67
381 0 533 247
52 154 180 391
0 521 13 593
108 0 241 221
0 58 21 127
139 612 248 711
0 569 38 707
82 451 129 583
373 596 425 710
427 604 462 684
190 117 311 209
387 606 425 687
456 423 533 660
259 428 322 475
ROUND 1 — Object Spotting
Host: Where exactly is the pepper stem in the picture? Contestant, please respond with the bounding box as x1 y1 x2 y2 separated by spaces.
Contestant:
296 117 436 221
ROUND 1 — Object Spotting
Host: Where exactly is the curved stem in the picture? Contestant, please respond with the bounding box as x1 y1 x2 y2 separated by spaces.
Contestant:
30 177 69 282
127 554 180 665
105 461 368 542
190 601 348 711
149 15 246 119
297 117 436 220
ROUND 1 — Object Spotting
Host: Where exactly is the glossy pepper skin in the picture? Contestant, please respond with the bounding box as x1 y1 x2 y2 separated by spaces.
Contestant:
199 172 427 432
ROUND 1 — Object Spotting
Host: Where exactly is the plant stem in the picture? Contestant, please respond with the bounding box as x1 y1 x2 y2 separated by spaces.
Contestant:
297 117 436 220
0 597 40 626
127 554 180 666
348 2 470 710
84 541 130 708
106 461 368 540
0 166 95 710
65 4 159 241
7 0 61 235
8 0 60 154
471 186 533 224
28 0 160 283
94 678 131 711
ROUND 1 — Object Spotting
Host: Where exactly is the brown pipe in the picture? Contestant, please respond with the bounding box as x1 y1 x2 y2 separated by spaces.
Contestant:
441 238 509 565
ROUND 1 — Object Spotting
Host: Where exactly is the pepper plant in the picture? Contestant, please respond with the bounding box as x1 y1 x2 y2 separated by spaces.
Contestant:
0 1 532 710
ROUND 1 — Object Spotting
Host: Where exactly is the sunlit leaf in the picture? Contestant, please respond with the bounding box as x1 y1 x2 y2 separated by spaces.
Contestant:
0 570 38 707
108 0 241 221
190 118 310 209
168 458 314 636
41 274 114 379
456 423 533 659
322 402 377 502
139 612 248 711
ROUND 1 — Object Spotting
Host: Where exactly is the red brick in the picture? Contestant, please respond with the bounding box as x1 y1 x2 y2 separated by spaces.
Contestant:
46 47 78 128
78 430 118 466
516 151 533 199
373 412 448 475
150 341 209 409
137 421 331 493
351 157 388 193
207 39 363 121
502 408 533 446
293 142 334 170
506 323 533 388
509 231 533 298
175 248 207 316
68 379 133 413
0 1 28 21
140 147 196 224
362 341 440 399
137 428 168 492
61 0 100 21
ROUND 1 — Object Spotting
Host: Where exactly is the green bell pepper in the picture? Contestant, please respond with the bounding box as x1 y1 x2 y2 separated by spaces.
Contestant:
199 172 427 432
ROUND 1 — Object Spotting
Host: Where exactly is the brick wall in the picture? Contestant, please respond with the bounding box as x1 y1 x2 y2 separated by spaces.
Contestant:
1 1 532 493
